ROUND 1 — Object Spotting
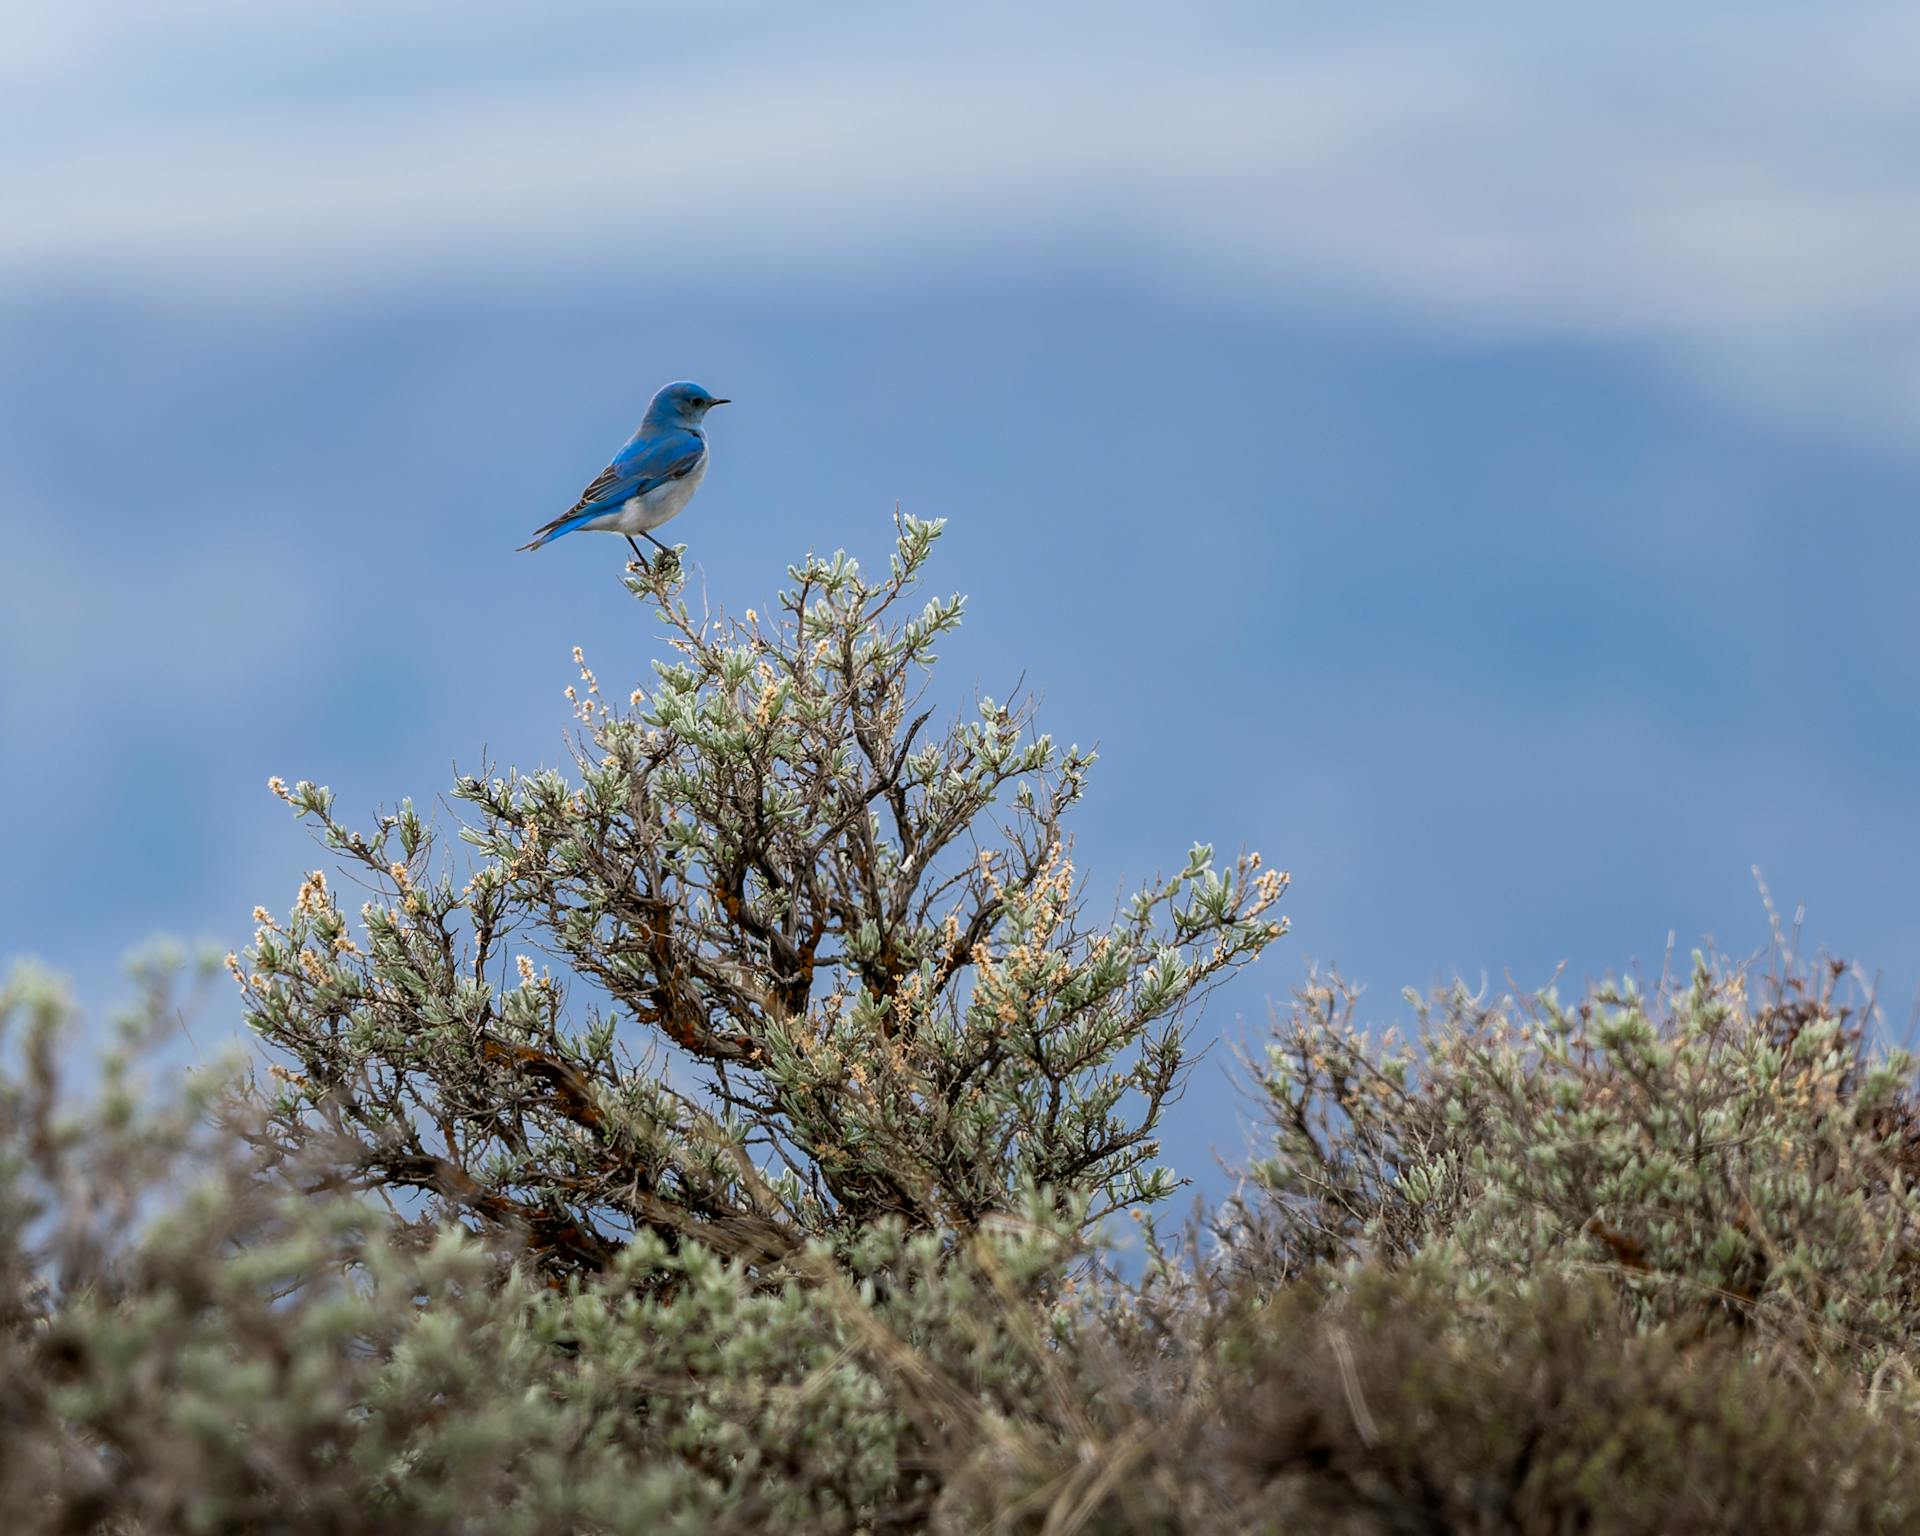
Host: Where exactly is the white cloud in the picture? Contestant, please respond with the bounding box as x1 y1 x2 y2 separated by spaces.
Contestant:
8 5 1920 437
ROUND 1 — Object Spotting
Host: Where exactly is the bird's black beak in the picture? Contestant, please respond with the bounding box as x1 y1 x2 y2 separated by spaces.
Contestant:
709 397 732 407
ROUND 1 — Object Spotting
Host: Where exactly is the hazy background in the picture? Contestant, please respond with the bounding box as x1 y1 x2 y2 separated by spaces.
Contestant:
5 2 1919 1188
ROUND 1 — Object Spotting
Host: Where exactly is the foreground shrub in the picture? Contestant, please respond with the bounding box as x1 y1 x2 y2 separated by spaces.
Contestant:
2 961 1113 1533
1242 954 1920 1383
1221 1269 1920 1535
16 955 1920 1531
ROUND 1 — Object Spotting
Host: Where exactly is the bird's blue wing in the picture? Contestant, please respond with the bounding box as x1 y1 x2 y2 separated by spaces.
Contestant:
522 428 706 546
569 427 706 518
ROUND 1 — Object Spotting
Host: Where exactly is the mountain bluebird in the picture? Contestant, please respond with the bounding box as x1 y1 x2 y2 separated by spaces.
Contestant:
518 381 729 560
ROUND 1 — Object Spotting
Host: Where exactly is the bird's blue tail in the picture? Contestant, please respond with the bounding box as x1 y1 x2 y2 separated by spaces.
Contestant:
517 506 602 552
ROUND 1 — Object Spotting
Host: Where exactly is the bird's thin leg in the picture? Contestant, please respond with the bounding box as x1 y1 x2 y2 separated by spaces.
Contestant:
624 535 647 564
642 531 675 555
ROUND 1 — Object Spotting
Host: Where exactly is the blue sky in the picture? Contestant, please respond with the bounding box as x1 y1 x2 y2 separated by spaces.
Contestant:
5 3 1920 1187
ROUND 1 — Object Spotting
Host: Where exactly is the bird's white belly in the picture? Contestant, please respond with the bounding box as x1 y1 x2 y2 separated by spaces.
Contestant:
609 455 707 534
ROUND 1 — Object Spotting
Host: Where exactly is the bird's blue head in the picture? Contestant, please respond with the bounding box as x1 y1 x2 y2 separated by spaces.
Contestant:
644 380 730 430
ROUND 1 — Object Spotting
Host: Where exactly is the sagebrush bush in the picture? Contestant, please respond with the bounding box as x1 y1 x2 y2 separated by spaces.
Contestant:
10 524 1920 1533
1219 1268 1920 1534
2 958 1152 1533
1240 956 1920 1385
235 517 1283 1283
